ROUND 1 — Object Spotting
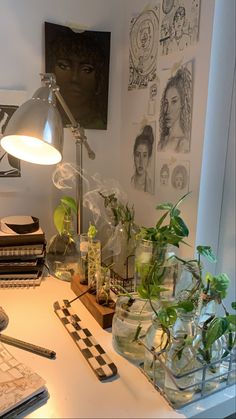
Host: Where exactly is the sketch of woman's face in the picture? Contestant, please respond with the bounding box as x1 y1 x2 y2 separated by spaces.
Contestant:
134 144 149 176
174 12 185 34
174 172 184 189
55 55 97 110
160 170 169 185
164 87 181 129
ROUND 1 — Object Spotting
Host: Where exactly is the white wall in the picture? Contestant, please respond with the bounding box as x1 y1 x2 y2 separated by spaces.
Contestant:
0 0 126 240
119 0 215 258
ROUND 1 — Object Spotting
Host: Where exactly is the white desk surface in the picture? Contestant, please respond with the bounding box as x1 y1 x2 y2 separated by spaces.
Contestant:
0 276 235 419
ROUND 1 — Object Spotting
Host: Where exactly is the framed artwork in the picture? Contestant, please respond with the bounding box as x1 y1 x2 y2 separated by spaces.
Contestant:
45 22 111 130
0 90 26 178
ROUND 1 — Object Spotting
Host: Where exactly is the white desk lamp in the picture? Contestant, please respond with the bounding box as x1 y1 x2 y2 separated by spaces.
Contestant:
0 73 95 234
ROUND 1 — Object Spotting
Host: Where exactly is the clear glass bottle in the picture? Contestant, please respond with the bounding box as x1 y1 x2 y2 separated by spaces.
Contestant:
47 215 80 281
164 310 198 407
96 269 111 306
144 317 168 388
194 299 223 393
112 295 154 363
79 233 89 285
135 240 179 301
112 222 136 280
87 239 101 288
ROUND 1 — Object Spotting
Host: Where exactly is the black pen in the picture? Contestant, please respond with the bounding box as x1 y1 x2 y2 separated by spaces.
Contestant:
0 333 56 359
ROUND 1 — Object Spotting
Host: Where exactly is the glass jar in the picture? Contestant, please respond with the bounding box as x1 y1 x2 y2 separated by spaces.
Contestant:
87 239 101 288
175 261 200 304
96 269 111 306
143 317 168 388
135 240 179 301
112 295 154 363
163 310 199 407
47 216 80 281
112 222 136 280
194 308 224 393
79 233 89 285
164 337 198 407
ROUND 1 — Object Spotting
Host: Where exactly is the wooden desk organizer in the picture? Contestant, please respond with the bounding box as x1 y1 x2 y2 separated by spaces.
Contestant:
71 275 116 329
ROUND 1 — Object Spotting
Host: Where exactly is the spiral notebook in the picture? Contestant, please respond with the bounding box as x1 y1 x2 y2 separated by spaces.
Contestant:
0 342 49 418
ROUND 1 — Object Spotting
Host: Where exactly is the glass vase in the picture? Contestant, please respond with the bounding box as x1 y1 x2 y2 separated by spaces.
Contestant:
87 239 101 289
135 239 179 301
163 309 199 407
79 233 89 285
47 216 80 282
112 222 136 280
112 295 154 363
143 317 168 388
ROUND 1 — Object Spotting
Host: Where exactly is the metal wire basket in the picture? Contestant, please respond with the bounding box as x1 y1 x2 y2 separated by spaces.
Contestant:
139 341 236 409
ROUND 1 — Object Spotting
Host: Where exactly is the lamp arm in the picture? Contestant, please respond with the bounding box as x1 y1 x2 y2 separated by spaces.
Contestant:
53 88 95 160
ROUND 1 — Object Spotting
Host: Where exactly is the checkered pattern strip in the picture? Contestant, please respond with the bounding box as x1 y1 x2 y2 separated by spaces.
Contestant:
53 300 118 381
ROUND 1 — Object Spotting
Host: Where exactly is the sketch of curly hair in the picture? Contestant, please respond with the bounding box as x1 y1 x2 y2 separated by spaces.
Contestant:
133 125 154 158
159 66 192 145
171 164 188 189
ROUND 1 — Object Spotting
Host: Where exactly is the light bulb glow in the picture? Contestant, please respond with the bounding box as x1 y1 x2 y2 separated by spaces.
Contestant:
1 135 62 165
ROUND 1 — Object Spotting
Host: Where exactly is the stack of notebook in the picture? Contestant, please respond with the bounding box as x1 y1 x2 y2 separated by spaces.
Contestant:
0 216 46 288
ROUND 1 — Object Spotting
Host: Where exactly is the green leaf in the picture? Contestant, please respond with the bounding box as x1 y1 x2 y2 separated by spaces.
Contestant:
231 302 236 310
171 216 189 237
197 246 217 263
61 196 77 215
170 191 191 214
205 317 229 349
156 202 173 210
177 301 194 312
53 205 66 234
155 211 169 230
227 314 236 326
171 208 181 217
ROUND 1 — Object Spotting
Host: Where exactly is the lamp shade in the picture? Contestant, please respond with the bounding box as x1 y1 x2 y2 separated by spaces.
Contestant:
1 85 63 165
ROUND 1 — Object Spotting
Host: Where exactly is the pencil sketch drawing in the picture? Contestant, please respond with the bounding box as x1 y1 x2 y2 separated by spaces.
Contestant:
160 0 201 55
159 163 170 186
148 82 159 116
171 163 189 190
131 123 156 194
129 6 160 90
158 61 193 153
0 105 21 177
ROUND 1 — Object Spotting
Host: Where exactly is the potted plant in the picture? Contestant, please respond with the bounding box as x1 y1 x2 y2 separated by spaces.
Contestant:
112 193 191 362
47 195 79 281
99 192 138 286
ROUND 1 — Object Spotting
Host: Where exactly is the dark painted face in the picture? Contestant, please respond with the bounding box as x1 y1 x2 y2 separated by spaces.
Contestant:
55 54 97 109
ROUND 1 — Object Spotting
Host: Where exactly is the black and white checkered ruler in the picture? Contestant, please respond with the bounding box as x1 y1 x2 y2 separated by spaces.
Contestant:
53 300 118 381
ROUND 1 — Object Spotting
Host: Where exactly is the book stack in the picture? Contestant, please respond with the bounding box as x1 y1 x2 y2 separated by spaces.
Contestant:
0 216 46 288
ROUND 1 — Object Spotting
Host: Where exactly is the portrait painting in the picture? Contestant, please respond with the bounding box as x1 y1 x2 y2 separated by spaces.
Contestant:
0 90 26 178
158 60 193 154
159 0 201 55
45 22 111 130
128 5 160 90
130 121 156 195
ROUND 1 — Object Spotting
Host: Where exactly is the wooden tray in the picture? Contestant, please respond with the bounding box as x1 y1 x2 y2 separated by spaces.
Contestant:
71 275 116 329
